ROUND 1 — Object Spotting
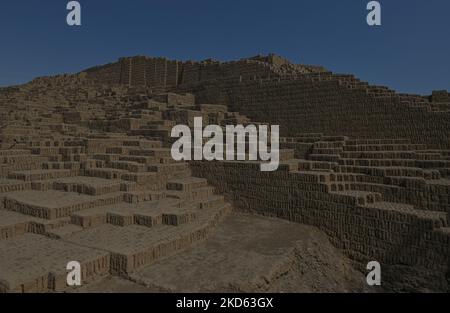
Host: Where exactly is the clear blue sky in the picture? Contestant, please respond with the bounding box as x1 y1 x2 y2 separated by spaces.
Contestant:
0 0 449 94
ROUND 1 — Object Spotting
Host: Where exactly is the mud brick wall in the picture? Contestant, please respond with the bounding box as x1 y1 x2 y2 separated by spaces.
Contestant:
84 55 316 89
4 193 123 219
109 205 230 275
199 61 222 81
432 90 450 103
0 219 28 241
49 254 110 292
181 61 201 85
130 57 147 86
146 58 158 87
0 234 111 292
183 78 450 149
85 56 180 89
190 161 450 291
84 62 122 85
153 93 195 107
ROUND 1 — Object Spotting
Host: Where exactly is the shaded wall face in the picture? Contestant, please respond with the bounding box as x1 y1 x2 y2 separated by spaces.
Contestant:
187 79 450 149
190 160 450 292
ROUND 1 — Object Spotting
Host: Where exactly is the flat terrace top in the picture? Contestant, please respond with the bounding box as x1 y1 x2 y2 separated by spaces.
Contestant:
73 198 183 217
0 210 35 227
0 179 27 185
0 233 108 289
11 169 71 175
428 178 450 186
4 190 117 208
55 176 122 186
65 224 177 254
167 177 206 184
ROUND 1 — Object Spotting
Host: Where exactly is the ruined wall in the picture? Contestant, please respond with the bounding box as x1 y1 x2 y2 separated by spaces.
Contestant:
432 90 450 103
82 55 450 150
84 62 122 85
85 56 180 89
190 160 450 292
83 54 319 89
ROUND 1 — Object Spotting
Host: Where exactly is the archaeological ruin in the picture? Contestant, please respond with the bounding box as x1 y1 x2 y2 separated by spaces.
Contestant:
0 54 449 293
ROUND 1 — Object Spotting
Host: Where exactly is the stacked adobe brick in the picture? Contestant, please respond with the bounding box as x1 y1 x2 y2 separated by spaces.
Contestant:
2 54 449 292
179 75 450 149
102 87 449 291
0 78 231 292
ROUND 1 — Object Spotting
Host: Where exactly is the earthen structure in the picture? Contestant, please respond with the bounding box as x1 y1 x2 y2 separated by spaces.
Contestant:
0 54 449 292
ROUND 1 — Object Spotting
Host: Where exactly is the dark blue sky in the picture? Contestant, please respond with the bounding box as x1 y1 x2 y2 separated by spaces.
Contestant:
0 0 449 94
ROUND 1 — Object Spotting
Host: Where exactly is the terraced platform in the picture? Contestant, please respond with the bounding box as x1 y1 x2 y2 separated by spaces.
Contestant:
0 233 110 293
0 53 449 292
0 122 234 292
